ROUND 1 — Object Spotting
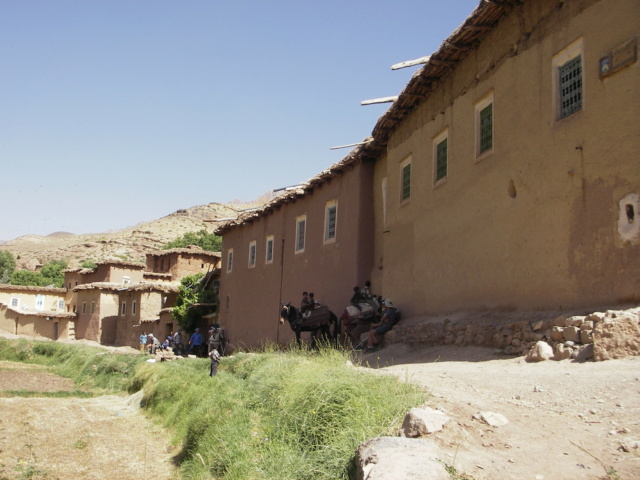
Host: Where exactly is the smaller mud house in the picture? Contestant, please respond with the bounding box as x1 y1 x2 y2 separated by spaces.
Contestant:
0 284 75 340
145 246 221 282
73 281 179 347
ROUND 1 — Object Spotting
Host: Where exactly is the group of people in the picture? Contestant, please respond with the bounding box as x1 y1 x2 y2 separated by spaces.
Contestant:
138 325 226 360
300 291 319 315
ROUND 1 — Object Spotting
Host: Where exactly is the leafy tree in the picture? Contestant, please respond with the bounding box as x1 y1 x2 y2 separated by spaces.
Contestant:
0 251 16 284
10 270 44 286
172 273 218 332
9 259 67 288
40 260 67 287
163 229 222 252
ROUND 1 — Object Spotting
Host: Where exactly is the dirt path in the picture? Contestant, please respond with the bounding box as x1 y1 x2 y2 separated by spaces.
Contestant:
0 362 177 480
363 344 640 480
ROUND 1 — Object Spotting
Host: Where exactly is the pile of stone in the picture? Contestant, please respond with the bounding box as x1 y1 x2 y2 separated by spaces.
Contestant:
526 308 640 362
389 306 640 362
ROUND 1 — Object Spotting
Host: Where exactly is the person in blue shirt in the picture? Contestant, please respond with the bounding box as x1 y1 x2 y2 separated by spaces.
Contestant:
139 332 148 353
189 328 204 357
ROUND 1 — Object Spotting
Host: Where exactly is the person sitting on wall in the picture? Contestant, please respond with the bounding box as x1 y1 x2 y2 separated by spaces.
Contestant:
161 336 172 350
147 333 161 354
366 299 397 352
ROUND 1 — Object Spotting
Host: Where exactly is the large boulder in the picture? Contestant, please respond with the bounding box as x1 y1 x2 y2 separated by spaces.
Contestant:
593 314 640 361
355 437 449 480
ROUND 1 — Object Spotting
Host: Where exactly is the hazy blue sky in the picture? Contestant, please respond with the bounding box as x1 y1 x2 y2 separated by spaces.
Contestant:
1 0 479 240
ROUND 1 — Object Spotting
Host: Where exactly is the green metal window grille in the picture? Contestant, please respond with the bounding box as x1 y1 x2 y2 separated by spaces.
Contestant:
559 55 582 119
296 219 306 251
326 205 337 239
401 163 411 200
436 138 447 181
479 104 493 153
266 238 273 262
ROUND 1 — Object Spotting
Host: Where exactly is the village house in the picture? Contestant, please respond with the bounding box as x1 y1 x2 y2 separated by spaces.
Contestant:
215 0 639 348
0 284 74 340
144 246 221 282
0 247 221 346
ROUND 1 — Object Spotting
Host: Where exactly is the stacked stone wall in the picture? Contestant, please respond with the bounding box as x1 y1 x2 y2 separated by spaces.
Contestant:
387 307 640 361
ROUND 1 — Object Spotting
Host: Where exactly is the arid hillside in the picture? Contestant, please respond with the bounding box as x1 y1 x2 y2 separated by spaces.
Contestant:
0 202 256 270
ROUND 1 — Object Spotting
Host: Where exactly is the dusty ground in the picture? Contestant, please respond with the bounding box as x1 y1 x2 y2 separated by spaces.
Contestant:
0 361 178 480
0 344 638 480
361 344 640 480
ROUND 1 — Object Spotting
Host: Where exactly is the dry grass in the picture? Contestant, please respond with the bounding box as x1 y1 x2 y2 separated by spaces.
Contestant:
0 364 178 480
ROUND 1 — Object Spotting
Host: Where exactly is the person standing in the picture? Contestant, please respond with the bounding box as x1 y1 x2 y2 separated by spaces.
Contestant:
209 348 221 376
173 329 183 355
139 331 148 353
189 328 204 357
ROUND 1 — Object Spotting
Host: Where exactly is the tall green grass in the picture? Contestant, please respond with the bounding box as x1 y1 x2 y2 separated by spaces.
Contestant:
130 346 427 480
0 338 146 392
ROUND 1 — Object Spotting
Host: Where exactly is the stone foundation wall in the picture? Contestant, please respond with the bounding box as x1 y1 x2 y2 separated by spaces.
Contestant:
386 307 640 361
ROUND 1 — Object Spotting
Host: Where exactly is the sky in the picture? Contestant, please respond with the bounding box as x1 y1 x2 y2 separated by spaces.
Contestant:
1 0 480 241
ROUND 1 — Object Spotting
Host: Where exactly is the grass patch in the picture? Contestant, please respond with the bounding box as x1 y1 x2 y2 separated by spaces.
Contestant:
130 346 427 480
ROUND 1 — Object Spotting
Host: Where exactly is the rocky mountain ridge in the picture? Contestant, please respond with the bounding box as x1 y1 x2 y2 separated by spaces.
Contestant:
0 202 256 271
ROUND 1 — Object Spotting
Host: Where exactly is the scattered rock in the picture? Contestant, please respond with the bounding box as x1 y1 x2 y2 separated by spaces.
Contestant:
525 341 554 362
401 407 451 437
474 411 509 427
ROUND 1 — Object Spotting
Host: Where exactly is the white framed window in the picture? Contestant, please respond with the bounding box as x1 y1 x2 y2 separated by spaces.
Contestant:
10 297 19 308
121 302 126 316
36 295 44 311
248 241 257 268
265 236 274 264
226 249 233 273
132 301 137 315
295 215 307 253
123 276 131 285
433 129 449 186
324 200 338 243
58 299 65 310
82 302 87 314
553 38 583 121
400 156 412 203
475 92 494 160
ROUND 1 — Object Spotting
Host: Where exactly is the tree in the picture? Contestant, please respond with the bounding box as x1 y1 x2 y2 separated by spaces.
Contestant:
80 259 98 269
172 273 218 332
163 229 222 252
0 251 16 284
39 260 67 287
9 259 67 288
10 270 44 286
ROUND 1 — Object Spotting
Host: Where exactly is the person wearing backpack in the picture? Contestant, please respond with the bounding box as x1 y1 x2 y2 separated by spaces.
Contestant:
209 348 221 377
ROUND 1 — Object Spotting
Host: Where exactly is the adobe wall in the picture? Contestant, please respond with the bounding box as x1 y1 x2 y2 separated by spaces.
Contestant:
220 162 375 348
376 0 639 317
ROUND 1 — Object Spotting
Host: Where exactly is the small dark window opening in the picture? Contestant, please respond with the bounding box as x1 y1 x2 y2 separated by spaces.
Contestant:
626 204 635 223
